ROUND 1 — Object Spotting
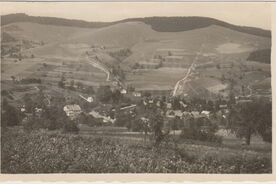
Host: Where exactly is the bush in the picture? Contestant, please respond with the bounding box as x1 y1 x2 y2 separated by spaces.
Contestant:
181 117 222 144
63 120 79 133
1 98 21 127
181 128 222 144
20 78 41 84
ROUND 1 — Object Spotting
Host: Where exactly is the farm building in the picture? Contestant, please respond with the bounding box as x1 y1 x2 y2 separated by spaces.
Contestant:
120 89 127 94
166 110 183 119
89 110 115 124
132 92 142 97
201 110 211 118
191 111 200 118
63 104 82 119
166 102 172 109
219 104 228 109
79 95 94 103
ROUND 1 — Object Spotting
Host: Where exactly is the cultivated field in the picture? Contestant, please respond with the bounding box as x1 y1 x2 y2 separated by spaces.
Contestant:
126 67 188 90
1 128 272 173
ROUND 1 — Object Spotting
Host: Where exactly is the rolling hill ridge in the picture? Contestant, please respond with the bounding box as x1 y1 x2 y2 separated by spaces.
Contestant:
1 13 271 38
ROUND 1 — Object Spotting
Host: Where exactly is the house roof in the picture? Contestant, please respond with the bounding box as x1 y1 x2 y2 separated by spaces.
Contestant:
64 104 81 111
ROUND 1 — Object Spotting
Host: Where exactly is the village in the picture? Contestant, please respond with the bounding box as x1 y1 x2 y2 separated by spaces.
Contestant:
12 78 239 138
1 10 272 174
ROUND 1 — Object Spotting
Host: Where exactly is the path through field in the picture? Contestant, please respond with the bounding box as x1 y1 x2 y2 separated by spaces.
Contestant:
172 43 205 96
84 54 111 81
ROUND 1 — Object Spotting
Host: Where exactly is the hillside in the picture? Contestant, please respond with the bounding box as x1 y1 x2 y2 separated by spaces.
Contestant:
2 13 271 37
1 13 110 28
2 22 95 43
121 17 271 37
1 14 271 98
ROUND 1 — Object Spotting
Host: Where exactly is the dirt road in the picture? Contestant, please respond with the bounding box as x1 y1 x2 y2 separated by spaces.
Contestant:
172 44 205 96
85 54 111 82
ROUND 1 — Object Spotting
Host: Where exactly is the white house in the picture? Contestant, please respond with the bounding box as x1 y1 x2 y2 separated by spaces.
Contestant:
87 97 93 103
166 103 172 109
133 92 142 97
165 110 183 119
179 101 188 108
63 104 82 119
201 110 210 118
120 89 127 94
79 95 93 103
191 111 200 118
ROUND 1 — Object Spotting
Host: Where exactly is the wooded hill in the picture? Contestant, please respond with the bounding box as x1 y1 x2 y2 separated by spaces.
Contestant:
1 13 271 38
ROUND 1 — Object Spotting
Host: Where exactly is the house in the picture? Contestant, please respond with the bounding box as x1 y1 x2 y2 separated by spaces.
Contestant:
156 101 161 107
191 111 200 118
89 110 102 119
166 110 175 118
174 110 183 118
63 104 82 119
179 101 188 108
79 95 93 103
219 104 228 109
89 110 115 124
120 89 127 94
143 100 148 106
35 107 43 113
201 110 210 118
166 103 172 109
87 97 93 103
166 110 183 119
133 92 142 97
19 105 26 112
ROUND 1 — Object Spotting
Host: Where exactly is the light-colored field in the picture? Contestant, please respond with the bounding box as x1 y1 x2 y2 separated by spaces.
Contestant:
126 67 188 90
2 22 95 43
34 58 109 86
124 24 270 65
1 58 43 80
216 43 253 54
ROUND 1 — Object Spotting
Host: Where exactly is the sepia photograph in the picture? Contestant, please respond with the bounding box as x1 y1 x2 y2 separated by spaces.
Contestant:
0 2 273 176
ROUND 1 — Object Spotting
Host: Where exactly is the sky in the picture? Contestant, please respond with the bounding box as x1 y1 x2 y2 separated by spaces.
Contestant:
0 2 271 30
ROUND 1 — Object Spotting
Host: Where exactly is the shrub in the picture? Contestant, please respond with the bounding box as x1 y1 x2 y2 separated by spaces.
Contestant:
63 120 79 133
20 78 41 84
181 128 222 144
181 117 222 144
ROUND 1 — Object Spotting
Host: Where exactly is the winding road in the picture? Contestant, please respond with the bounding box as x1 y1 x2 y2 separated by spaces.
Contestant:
83 52 126 89
85 54 111 82
172 44 205 97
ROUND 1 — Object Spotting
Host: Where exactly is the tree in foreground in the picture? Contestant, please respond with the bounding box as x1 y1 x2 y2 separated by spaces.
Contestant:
227 100 272 145
1 98 21 127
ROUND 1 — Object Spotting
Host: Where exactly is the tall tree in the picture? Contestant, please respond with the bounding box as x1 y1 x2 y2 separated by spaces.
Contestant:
1 98 20 127
96 85 113 103
227 100 272 145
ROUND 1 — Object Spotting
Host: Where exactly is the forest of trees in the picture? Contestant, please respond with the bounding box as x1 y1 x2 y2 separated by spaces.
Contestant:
247 49 271 64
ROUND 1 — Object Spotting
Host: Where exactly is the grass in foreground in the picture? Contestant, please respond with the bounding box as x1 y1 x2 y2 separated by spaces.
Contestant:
1 128 272 173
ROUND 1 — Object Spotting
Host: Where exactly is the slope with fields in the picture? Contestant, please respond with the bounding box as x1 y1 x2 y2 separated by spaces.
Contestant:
1 14 271 98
